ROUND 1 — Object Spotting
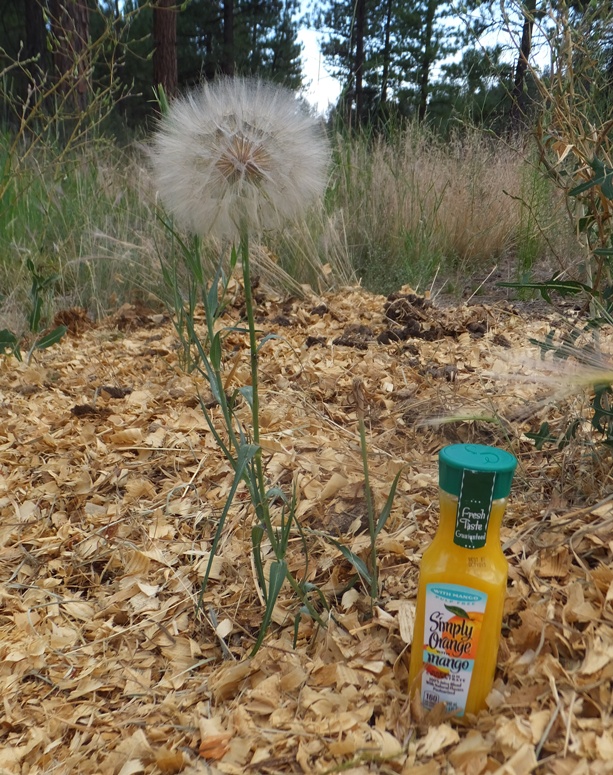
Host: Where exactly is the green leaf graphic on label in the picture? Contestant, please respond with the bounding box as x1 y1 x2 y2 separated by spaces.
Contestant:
444 604 470 619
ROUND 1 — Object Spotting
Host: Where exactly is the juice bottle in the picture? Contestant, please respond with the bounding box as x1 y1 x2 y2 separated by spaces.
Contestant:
408 443 517 717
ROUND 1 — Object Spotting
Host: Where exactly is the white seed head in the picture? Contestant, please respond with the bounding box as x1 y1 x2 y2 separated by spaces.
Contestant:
150 77 330 241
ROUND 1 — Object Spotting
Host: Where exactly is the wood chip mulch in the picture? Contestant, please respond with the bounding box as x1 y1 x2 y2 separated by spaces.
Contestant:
1 283 612 774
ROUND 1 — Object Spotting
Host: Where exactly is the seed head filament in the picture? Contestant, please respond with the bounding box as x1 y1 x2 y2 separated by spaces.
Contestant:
215 129 272 186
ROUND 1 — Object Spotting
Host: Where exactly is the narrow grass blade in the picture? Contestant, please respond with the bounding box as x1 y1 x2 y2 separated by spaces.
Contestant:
375 468 403 538
197 442 259 609
257 332 281 352
238 386 253 407
251 522 267 601
300 581 329 612
205 262 223 319
321 534 372 589
250 560 287 656
210 332 222 371
28 294 43 334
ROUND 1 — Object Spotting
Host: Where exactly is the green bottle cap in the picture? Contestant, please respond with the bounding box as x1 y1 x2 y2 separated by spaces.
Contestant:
439 444 517 500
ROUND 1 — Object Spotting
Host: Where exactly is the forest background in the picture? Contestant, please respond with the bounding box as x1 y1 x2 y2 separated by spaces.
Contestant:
1 0 612 329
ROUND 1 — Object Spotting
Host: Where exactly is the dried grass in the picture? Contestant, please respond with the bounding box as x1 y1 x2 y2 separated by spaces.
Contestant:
331 127 573 292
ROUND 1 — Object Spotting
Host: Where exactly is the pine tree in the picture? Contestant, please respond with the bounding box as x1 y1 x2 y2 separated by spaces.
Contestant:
315 0 466 123
153 0 178 98
176 0 302 88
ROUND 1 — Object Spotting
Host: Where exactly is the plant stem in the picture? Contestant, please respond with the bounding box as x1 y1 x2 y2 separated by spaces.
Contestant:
358 414 378 601
240 235 260 447
239 235 278 546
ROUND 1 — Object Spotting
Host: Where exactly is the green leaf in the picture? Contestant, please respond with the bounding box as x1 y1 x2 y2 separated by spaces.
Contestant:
210 332 222 371
293 607 307 649
300 581 328 611
569 158 613 198
526 419 580 450
154 83 170 115
277 501 294 553
375 468 403 538
229 244 238 271
525 422 552 450
33 325 67 351
444 604 469 619
186 316 222 403
577 215 596 233
266 487 288 505
602 178 613 200
561 419 581 447
28 294 43 334
250 560 287 656
322 535 372 588
238 386 253 407
257 333 281 353
206 263 223 319
569 178 600 197
0 329 21 360
498 277 592 304
251 523 267 600
197 442 259 608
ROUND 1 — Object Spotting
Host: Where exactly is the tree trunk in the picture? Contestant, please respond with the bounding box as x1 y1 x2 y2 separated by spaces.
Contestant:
417 0 436 122
153 0 178 99
23 0 49 116
380 0 393 106
354 0 366 123
24 0 48 83
222 0 235 75
510 0 537 133
48 0 91 112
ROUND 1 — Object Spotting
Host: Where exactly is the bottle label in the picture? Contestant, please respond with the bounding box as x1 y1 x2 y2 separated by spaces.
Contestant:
418 583 487 717
454 469 496 549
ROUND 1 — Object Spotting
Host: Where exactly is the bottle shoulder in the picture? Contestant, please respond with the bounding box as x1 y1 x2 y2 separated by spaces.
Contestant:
420 537 508 587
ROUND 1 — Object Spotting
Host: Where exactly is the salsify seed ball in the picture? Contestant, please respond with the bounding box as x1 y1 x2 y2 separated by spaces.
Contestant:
151 77 330 241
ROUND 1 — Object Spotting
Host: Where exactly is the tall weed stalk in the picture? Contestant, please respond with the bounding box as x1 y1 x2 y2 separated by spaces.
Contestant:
160 231 327 654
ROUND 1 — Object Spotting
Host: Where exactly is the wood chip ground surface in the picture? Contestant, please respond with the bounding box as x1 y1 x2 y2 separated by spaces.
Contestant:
1 285 612 775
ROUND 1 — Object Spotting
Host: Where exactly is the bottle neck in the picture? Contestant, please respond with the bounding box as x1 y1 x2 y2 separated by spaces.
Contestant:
439 488 507 550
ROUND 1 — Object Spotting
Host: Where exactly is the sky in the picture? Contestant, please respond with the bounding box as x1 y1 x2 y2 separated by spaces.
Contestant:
298 27 341 113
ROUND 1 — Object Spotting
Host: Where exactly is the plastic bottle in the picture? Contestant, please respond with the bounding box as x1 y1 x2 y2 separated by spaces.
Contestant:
408 443 517 717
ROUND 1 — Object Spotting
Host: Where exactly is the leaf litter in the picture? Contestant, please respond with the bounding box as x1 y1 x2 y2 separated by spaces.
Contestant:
0 282 612 774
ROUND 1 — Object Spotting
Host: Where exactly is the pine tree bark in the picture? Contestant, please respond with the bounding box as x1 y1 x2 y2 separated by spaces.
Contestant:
48 0 90 112
380 0 393 106
510 0 537 134
23 0 49 115
354 0 366 123
153 0 178 99
222 0 235 75
417 0 436 121
24 0 48 80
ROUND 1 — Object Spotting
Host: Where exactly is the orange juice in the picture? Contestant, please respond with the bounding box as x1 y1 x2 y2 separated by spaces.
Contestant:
408 444 517 717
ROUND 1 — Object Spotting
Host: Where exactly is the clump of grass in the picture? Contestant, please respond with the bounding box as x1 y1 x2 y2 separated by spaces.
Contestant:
2 111 576 325
266 207 357 293
0 139 166 326
328 123 572 296
0 133 356 332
